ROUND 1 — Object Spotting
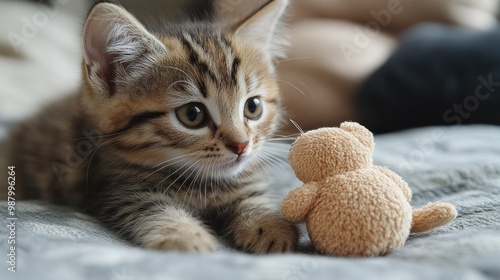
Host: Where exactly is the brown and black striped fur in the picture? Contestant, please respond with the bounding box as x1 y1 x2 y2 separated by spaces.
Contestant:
1 1 298 252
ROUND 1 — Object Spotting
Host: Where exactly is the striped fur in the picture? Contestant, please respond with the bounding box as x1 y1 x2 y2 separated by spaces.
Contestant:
1 1 297 253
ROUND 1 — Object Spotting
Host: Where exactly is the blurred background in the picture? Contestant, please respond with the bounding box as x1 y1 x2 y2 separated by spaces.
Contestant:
1 0 500 138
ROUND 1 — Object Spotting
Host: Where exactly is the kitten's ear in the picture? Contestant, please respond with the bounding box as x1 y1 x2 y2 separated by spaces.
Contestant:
83 3 166 96
231 0 290 60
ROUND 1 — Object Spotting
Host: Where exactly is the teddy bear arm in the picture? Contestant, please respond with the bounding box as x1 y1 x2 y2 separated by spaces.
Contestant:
281 182 319 223
373 166 412 201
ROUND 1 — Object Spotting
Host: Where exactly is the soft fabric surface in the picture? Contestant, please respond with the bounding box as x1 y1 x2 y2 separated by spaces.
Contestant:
1 125 500 280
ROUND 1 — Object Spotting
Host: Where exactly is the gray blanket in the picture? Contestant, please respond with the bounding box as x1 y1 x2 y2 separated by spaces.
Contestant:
1 125 500 280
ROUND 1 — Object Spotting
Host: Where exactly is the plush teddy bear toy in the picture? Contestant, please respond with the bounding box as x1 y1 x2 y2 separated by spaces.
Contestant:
281 122 457 257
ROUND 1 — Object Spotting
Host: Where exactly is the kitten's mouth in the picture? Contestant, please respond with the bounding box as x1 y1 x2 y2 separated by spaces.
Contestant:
219 155 248 171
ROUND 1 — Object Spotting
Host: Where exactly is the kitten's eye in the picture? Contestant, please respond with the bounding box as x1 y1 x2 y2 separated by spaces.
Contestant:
176 103 207 128
244 97 263 120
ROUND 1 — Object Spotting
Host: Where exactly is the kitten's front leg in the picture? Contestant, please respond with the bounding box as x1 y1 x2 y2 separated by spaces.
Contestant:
227 193 298 253
97 195 217 252
140 206 217 252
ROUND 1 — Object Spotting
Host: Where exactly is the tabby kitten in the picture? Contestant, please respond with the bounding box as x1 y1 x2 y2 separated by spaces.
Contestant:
1 1 298 252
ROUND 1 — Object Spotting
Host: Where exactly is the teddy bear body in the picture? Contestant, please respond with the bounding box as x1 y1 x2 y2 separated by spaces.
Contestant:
307 168 412 256
281 122 457 257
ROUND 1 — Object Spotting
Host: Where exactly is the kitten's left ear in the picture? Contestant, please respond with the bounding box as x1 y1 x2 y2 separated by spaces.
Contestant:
83 3 167 97
230 0 290 60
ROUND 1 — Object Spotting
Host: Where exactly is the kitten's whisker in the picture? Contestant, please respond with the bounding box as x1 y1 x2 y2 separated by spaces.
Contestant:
289 119 305 135
138 157 191 186
208 159 217 196
199 159 209 189
254 154 273 179
252 161 267 178
266 138 296 141
85 136 122 191
110 160 136 184
166 158 202 198
147 153 195 172
180 161 201 204
198 162 209 206
155 157 197 194
279 74 315 101
266 151 289 171
81 135 119 163
272 133 302 138
192 161 210 208
277 79 311 99
134 152 199 185
180 159 203 203
261 147 290 162
277 56 318 63
262 143 291 156
152 152 197 169
72 129 136 141
187 161 205 207
203 174 208 208
258 151 287 176
190 158 215 205
259 149 289 167
206 160 215 202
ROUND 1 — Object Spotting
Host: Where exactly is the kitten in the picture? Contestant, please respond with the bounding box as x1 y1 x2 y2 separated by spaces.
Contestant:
1 1 298 253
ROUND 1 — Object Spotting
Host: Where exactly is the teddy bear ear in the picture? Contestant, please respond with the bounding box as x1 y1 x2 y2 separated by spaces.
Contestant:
340 122 375 150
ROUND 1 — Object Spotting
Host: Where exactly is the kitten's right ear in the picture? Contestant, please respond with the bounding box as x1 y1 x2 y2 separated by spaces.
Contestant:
229 0 290 61
83 3 166 97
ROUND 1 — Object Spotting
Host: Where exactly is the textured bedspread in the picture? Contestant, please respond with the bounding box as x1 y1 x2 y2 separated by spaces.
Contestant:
1 125 500 280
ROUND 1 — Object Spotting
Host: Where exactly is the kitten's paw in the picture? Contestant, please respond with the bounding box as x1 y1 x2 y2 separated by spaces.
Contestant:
145 225 217 252
234 213 298 253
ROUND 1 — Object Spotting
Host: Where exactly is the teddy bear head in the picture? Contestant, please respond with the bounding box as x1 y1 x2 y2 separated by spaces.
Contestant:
288 122 375 182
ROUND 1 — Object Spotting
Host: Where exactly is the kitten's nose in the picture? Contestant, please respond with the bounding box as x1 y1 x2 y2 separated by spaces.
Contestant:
225 141 249 155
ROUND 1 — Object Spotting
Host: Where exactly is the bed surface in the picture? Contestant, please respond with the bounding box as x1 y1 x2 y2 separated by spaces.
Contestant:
1 124 499 280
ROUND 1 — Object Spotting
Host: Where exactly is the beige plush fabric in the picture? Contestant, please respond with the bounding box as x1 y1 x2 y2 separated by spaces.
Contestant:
281 122 457 256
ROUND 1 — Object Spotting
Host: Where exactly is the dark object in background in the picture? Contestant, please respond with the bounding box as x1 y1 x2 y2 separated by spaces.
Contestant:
357 24 500 134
